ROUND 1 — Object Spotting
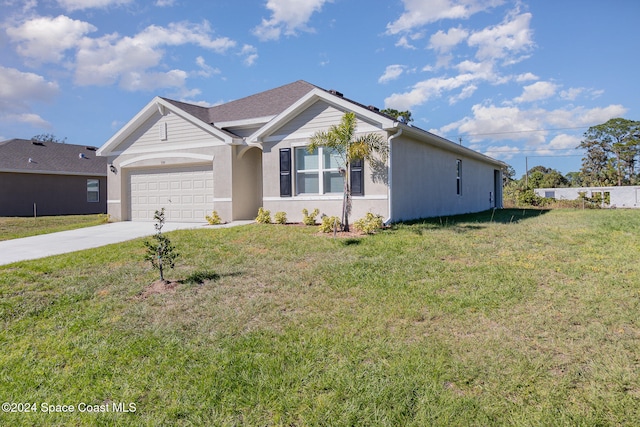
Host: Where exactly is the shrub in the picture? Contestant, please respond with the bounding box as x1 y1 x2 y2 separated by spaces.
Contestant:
353 213 384 234
255 207 271 224
274 211 287 224
205 210 223 225
319 216 341 233
302 208 320 226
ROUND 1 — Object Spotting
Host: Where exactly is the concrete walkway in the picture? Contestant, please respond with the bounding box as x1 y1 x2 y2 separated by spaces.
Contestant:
0 220 254 266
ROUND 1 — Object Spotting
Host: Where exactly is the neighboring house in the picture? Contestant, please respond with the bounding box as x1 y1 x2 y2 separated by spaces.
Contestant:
0 138 107 216
97 80 506 223
535 186 640 208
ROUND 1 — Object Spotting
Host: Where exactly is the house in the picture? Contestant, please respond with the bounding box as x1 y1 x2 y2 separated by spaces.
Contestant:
0 138 107 217
97 80 506 223
535 186 640 208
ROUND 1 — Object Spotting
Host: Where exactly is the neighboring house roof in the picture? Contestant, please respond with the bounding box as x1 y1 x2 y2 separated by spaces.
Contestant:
0 138 107 176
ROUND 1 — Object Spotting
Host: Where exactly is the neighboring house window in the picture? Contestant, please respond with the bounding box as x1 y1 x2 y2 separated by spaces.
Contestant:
456 159 462 195
545 191 555 198
87 179 99 202
295 147 343 195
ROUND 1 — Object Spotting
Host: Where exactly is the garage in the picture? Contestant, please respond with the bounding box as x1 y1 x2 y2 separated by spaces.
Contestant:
128 165 213 222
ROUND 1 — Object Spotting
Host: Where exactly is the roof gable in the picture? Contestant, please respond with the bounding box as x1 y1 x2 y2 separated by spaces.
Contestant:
247 88 396 144
97 97 240 156
0 139 107 176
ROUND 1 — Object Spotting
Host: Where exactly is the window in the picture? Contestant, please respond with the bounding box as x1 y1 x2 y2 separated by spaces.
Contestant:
87 179 99 202
456 159 462 195
294 147 344 195
545 191 555 198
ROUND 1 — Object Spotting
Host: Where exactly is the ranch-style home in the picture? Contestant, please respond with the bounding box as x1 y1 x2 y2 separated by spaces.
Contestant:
97 80 506 223
0 138 107 217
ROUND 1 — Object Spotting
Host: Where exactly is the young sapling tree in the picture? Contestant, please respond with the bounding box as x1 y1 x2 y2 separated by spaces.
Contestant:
143 208 178 282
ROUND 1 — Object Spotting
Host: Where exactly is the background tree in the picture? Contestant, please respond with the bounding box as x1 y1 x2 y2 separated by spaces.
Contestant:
578 118 640 186
380 108 413 124
502 165 516 186
565 171 582 187
309 112 388 232
31 134 67 144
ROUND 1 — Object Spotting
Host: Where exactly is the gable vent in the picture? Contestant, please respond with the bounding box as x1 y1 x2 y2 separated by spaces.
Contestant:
329 89 343 97
85 146 97 151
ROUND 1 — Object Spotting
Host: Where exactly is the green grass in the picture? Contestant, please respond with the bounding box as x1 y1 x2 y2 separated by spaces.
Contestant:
1 209 639 425
0 214 109 241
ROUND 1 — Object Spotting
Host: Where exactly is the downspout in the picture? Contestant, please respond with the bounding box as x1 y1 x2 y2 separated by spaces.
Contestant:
385 127 402 225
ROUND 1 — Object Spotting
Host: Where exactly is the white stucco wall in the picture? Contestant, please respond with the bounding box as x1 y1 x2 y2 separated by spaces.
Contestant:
535 186 640 208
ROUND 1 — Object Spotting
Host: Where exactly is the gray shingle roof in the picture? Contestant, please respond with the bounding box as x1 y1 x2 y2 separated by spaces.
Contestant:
0 139 107 175
162 80 318 124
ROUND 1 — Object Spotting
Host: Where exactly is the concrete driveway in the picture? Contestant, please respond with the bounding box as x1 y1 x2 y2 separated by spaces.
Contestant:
0 220 253 266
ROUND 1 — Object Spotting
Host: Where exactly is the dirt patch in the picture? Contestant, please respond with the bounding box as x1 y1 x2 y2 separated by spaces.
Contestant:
138 279 179 299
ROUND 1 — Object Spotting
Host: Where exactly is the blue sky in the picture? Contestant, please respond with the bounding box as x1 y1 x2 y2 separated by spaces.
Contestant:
1 0 638 178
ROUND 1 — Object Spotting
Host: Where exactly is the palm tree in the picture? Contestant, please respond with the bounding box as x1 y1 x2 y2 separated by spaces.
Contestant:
308 112 388 231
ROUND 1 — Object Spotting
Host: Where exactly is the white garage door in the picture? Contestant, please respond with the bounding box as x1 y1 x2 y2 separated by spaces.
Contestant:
129 165 213 222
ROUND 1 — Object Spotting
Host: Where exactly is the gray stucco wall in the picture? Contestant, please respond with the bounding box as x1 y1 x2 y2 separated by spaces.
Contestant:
0 172 107 217
260 137 389 223
390 135 501 221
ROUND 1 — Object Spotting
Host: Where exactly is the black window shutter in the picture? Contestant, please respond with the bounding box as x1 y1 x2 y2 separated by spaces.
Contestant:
350 158 364 196
279 148 292 197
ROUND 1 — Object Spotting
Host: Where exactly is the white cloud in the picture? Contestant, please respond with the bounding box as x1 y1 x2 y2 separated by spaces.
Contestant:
155 0 176 6
1 113 51 128
429 26 469 53
384 73 477 110
0 66 59 103
467 12 534 62
434 103 629 151
0 67 58 128
481 144 521 160
559 87 583 101
56 0 132 11
386 0 504 34
378 65 405 83
74 21 236 90
194 56 220 77
395 36 417 50
516 72 538 82
253 0 332 41
514 81 559 103
6 15 97 64
240 44 258 66
449 84 477 104
548 134 580 150
119 69 188 92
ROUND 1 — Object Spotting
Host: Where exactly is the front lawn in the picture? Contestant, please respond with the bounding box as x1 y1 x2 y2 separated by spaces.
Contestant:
0 209 638 425
0 214 109 241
